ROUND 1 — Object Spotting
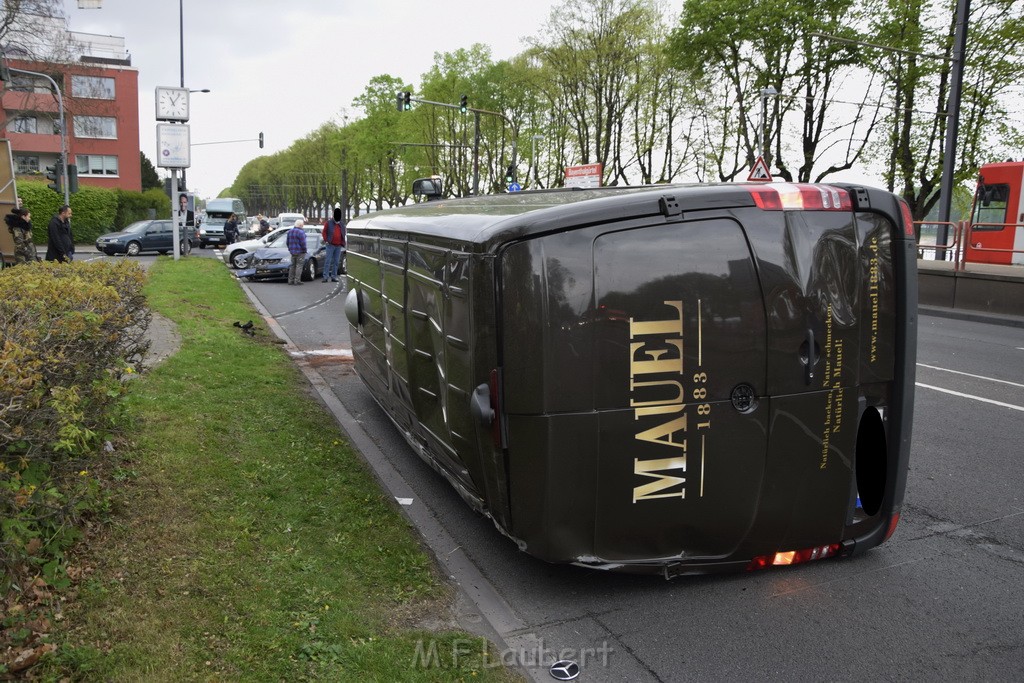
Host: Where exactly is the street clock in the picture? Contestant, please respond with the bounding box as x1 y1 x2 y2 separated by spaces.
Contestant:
155 86 190 122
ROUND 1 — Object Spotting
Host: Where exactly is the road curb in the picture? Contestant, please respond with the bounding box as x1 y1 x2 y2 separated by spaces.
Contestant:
918 304 1024 328
236 279 548 682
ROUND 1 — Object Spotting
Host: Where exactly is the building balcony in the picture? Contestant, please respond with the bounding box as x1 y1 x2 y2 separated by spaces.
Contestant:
5 132 62 154
1 90 60 115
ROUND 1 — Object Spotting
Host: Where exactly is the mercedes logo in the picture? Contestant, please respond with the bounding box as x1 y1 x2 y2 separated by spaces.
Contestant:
549 659 580 680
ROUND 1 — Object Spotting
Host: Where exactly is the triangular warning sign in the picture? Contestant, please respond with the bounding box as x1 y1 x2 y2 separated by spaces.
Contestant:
747 156 773 182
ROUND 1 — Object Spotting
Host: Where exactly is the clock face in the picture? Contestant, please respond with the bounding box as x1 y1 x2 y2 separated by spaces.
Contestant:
156 87 189 121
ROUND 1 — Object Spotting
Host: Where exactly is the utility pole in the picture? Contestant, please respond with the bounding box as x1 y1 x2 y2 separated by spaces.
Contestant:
935 0 970 259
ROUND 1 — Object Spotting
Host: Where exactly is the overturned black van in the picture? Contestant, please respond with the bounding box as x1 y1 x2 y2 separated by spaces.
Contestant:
343 183 917 576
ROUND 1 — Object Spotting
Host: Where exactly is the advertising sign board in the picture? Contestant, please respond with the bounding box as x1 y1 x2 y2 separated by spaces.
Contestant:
565 163 602 189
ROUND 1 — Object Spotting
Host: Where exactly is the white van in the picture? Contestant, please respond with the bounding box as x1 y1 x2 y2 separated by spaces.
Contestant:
201 197 247 248
277 213 305 230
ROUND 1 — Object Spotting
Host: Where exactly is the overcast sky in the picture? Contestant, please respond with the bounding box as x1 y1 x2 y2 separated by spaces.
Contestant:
63 0 694 200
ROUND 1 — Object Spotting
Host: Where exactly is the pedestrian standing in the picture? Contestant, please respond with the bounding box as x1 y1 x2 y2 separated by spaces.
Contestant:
4 206 37 265
286 219 307 285
224 213 239 245
320 207 346 283
45 204 74 263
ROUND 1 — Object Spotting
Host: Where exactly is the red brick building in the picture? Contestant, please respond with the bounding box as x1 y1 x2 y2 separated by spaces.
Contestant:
1 36 140 192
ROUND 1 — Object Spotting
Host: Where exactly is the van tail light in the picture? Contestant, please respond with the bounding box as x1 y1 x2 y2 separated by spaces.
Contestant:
883 512 900 541
747 184 852 211
897 197 916 238
747 543 843 571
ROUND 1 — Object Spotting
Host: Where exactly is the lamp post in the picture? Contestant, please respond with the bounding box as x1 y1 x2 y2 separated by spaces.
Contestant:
529 134 544 189
178 0 185 88
7 65 69 205
759 86 778 166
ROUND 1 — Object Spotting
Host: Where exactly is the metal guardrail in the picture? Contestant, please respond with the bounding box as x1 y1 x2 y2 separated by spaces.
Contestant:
915 220 1024 272
915 221 963 269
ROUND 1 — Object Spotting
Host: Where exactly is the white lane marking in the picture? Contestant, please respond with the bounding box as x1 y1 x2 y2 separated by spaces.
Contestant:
917 363 1024 390
915 382 1024 412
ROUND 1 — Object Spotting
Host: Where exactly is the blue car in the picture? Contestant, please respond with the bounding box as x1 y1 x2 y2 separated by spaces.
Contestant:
236 234 326 282
95 219 192 256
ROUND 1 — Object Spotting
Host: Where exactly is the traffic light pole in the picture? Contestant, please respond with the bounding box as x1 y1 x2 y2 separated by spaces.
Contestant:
397 93 518 196
10 66 69 205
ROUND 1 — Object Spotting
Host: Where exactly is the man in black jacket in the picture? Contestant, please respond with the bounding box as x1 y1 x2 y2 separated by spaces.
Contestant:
224 213 239 245
45 205 74 262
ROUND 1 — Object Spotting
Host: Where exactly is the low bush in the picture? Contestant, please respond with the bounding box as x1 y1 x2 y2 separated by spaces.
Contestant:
0 260 150 589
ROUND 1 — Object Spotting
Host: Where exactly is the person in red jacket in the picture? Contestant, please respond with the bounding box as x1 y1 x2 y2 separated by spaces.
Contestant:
321 206 346 282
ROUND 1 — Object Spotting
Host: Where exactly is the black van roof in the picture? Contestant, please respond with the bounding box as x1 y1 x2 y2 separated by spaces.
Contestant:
348 184 763 249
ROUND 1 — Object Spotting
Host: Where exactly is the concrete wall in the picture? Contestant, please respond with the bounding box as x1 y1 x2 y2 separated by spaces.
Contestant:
918 261 1024 316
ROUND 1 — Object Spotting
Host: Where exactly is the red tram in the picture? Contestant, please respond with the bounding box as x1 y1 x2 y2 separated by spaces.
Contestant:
967 161 1024 265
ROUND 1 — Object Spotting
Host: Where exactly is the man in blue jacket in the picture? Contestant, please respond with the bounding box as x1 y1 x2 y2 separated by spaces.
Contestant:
286 218 307 285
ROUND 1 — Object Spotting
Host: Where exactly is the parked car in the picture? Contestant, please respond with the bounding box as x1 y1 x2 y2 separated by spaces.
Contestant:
222 225 322 269
236 234 326 282
95 220 191 256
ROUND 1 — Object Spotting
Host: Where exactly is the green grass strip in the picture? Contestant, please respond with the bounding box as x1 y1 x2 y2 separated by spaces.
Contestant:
45 257 518 682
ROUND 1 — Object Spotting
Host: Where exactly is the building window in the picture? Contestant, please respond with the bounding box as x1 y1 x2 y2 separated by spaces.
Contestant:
9 116 37 134
73 115 117 139
7 74 49 94
75 154 118 176
15 155 40 174
71 75 115 99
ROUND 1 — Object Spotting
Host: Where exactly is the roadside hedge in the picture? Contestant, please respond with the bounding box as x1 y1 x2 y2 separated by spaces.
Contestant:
0 259 150 588
16 181 171 246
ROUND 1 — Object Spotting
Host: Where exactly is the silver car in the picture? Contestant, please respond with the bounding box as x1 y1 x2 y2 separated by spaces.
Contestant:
221 225 320 269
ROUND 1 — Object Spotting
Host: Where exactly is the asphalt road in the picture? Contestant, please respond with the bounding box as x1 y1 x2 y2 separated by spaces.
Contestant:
99 248 1024 681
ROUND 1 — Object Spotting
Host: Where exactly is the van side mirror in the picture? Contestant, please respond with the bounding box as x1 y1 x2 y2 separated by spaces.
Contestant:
412 177 443 201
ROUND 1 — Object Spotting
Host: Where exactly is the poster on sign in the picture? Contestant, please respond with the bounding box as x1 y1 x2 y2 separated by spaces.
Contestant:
565 163 603 188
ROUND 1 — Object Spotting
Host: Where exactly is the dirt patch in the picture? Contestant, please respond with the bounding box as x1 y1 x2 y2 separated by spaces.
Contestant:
303 354 355 369
144 311 182 368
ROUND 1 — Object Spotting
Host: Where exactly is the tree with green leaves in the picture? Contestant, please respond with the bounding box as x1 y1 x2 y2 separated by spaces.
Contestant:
139 152 161 190
865 0 1024 219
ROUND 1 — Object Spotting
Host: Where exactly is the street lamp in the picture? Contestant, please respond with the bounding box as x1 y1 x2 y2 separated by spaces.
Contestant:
759 86 779 165
529 134 544 188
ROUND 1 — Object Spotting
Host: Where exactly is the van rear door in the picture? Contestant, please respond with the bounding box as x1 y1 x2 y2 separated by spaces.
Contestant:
500 214 769 563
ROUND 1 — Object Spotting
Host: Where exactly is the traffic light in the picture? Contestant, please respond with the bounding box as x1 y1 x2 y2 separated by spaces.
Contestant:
396 92 403 112
459 94 468 114
505 163 516 184
46 154 63 194
259 131 264 148
403 91 411 111
67 164 79 194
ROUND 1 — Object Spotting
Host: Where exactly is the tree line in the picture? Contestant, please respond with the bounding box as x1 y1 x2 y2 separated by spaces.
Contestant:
227 0 1023 221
